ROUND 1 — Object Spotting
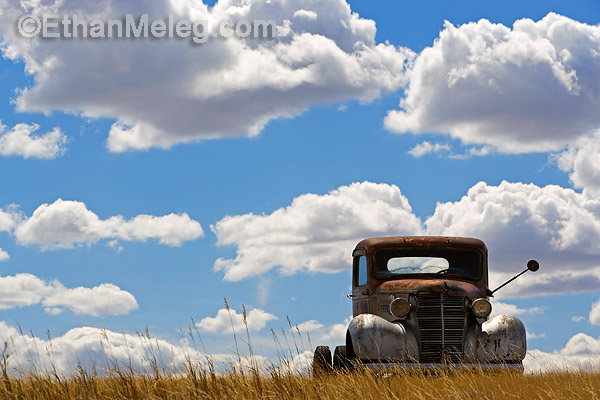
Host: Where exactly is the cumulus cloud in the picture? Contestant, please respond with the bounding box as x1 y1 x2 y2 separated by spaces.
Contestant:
385 13 600 154
212 179 600 294
526 331 545 340
296 320 324 333
0 205 22 232
42 283 138 317
590 299 600 326
228 352 313 376
490 301 544 318
0 318 596 376
555 130 600 197
293 317 350 340
0 0 413 152
14 199 204 248
572 316 586 323
319 317 351 342
426 181 600 298
0 273 138 316
0 321 220 375
525 333 600 372
212 182 422 281
407 141 451 158
196 307 278 334
0 122 66 159
279 350 313 376
0 319 313 377
407 141 493 159
0 273 50 310
0 249 8 262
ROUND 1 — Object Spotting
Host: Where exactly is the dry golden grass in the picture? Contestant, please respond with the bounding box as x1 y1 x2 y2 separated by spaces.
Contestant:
1 304 598 399
0 366 599 400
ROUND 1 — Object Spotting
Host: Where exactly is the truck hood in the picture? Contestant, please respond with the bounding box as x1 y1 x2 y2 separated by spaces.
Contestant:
376 279 485 298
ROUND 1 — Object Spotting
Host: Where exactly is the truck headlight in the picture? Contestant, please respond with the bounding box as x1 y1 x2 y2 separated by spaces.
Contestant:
471 298 492 318
389 298 411 318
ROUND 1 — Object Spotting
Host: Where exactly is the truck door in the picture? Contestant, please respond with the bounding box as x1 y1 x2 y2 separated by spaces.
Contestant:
352 249 370 316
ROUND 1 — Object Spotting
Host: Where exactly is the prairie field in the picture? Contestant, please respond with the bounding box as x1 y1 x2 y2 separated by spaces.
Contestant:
1 311 598 399
1 364 599 400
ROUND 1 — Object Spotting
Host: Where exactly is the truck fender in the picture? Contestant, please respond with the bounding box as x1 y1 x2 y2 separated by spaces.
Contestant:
477 315 527 362
347 314 417 361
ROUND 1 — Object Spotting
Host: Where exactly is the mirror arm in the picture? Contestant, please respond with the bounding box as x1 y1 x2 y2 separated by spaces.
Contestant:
489 269 528 296
489 260 539 297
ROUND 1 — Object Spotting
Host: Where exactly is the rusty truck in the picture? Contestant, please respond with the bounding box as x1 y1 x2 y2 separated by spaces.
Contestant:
313 236 539 373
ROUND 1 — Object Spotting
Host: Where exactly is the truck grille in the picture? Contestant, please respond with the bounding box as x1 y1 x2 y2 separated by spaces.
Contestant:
416 293 466 364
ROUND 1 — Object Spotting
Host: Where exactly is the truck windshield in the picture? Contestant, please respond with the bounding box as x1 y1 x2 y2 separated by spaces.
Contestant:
373 247 483 280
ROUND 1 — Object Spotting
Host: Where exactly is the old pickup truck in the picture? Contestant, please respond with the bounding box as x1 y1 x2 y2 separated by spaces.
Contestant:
313 236 539 373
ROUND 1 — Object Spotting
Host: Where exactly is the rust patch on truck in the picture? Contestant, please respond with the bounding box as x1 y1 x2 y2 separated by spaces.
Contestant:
378 279 485 298
378 279 446 292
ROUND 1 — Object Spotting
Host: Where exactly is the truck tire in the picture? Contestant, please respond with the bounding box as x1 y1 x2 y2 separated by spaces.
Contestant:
313 345 332 376
333 345 351 371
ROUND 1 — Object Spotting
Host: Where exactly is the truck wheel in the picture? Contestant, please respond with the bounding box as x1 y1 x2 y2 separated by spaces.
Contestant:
313 345 332 376
333 345 351 372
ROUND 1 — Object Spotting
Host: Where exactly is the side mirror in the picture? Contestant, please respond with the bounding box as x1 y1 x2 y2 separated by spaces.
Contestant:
527 260 539 272
489 259 540 296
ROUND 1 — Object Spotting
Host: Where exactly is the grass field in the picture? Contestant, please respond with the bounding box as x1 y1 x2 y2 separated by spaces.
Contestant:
1 307 598 399
1 364 599 400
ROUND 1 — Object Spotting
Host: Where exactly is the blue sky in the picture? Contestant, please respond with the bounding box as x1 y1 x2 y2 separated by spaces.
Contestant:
0 0 599 372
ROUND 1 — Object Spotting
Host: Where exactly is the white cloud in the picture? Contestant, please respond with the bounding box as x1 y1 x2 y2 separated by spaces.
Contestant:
0 321 219 375
407 141 451 158
385 13 600 154
256 277 271 306
212 179 600 295
42 283 138 317
555 130 600 197
447 145 493 160
526 330 545 340
212 181 422 281
295 320 324 333
0 248 8 262
426 181 600 298
230 354 272 374
0 320 312 377
0 273 51 309
195 348 313 377
0 122 66 159
293 10 318 21
0 273 138 316
0 205 22 232
196 307 278 334
279 350 313 376
0 0 413 152
407 141 493 159
227 351 314 376
319 317 351 342
572 316 586 323
14 199 204 248
0 318 597 376
525 333 600 372
490 301 544 318
278 317 350 350
590 299 600 326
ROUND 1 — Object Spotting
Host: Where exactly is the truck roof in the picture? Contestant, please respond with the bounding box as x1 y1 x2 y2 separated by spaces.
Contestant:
354 236 487 253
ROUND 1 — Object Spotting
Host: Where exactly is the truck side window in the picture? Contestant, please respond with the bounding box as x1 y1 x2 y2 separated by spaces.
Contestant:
358 256 367 286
